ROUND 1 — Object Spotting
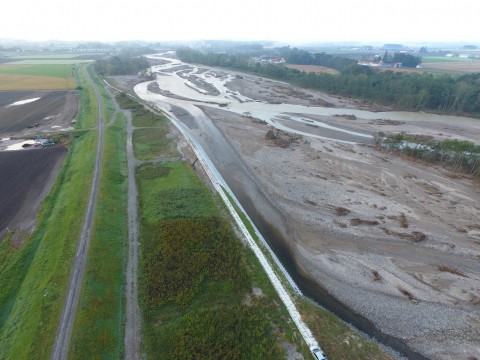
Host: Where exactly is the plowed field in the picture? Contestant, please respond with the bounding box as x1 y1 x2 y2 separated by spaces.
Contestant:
0 147 67 241
0 90 77 135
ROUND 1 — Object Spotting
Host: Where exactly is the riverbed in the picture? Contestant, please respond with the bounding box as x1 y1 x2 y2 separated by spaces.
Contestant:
134 53 480 360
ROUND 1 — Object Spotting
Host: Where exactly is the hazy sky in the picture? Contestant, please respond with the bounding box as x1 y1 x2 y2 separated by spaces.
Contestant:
2 0 479 44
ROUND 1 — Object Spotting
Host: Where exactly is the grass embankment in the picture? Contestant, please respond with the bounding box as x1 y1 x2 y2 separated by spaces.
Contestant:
69 113 128 359
0 64 76 90
74 65 98 129
88 66 115 122
0 130 97 359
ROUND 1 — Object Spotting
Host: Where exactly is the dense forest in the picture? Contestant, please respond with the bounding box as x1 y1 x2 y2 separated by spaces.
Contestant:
176 48 480 116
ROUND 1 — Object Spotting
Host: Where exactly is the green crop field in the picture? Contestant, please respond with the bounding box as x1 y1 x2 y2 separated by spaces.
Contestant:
0 64 74 78
0 64 76 90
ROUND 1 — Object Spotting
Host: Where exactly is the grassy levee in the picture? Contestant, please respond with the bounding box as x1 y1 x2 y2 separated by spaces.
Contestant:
69 113 128 359
222 190 394 360
88 66 115 122
74 65 98 129
0 130 97 359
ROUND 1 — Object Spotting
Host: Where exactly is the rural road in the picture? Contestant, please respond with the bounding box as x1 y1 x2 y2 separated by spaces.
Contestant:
50 68 104 360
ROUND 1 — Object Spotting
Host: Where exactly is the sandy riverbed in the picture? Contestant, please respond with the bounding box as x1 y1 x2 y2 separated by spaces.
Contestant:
130 56 480 359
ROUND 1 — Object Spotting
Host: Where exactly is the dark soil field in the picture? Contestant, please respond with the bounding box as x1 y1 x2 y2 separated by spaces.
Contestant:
0 147 67 243
0 90 78 135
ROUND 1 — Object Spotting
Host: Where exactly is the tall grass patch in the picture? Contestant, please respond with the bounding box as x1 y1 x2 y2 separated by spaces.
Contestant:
0 130 97 359
69 114 128 359
133 128 173 160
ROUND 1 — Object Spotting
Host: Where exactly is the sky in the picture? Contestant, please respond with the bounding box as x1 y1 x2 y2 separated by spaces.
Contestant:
2 0 479 44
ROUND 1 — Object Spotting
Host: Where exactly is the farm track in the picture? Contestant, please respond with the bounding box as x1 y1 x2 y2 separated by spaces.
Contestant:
50 69 104 360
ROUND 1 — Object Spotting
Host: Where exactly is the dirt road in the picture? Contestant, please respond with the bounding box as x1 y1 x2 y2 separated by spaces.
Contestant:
50 69 104 360
124 109 142 359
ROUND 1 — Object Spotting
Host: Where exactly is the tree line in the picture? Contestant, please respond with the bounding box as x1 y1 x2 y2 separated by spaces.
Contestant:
382 51 422 67
94 50 150 75
176 47 480 116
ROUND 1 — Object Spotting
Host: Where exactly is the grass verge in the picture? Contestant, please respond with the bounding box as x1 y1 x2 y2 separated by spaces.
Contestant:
69 113 128 359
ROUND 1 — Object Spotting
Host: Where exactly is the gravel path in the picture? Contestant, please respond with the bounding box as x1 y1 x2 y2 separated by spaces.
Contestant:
50 69 104 360
124 108 142 359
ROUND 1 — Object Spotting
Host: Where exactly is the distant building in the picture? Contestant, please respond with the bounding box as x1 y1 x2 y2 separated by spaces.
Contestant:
258 57 285 64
